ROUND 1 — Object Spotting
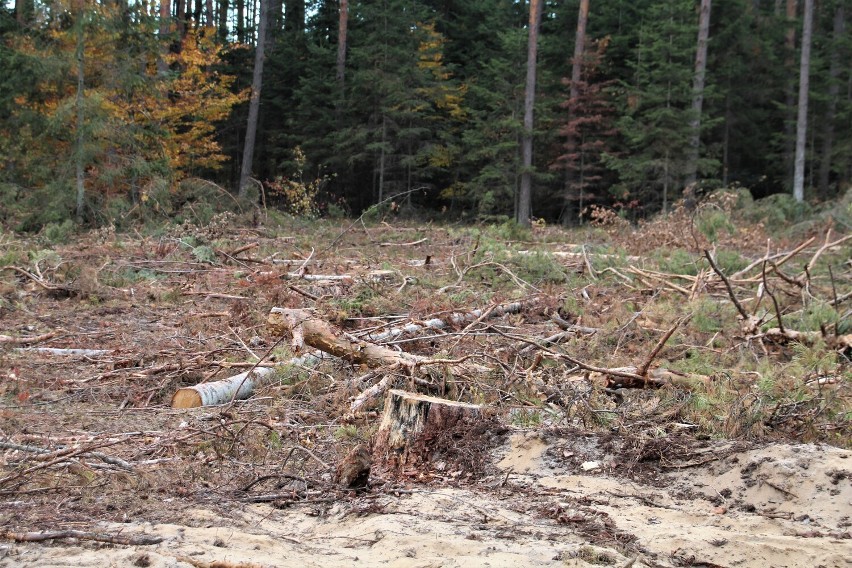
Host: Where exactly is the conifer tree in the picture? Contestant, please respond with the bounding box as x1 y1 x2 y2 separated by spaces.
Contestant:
604 0 698 213
517 0 542 227
554 39 617 222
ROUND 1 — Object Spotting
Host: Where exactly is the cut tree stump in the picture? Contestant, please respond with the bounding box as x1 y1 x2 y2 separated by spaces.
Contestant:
372 389 482 473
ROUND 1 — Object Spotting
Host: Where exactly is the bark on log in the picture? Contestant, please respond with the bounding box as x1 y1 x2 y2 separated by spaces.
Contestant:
0 332 60 345
172 367 274 408
268 308 428 368
359 301 525 343
16 347 112 357
171 352 324 408
372 389 482 472
280 269 395 283
334 444 371 489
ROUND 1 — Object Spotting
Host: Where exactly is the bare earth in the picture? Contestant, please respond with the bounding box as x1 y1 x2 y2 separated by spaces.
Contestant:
3 433 850 568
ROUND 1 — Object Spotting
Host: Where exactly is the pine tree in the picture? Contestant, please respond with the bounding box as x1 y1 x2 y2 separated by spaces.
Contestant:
604 0 700 213
684 0 712 186
516 0 543 227
554 38 618 223
427 0 525 217
454 26 526 217
238 0 270 198
817 1 846 195
338 0 463 208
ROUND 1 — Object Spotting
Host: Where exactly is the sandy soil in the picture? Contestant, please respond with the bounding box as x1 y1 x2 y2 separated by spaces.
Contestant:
2 433 849 568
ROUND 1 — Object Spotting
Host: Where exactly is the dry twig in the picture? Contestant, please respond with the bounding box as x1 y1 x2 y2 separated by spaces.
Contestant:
2 530 162 546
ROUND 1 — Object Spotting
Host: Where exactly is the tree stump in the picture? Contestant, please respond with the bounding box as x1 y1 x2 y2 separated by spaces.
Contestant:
372 389 483 474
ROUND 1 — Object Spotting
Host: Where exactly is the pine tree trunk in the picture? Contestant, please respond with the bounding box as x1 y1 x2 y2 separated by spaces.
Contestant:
74 0 86 223
236 0 245 42
685 0 711 186
663 150 669 213
564 0 589 224
158 0 171 74
722 92 731 186
378 115 387 204
217 0 228 40
818 4 844 195
176 0 186 37
205 0 213 27
336 0 348 86
238 0 268 199
517 0 542 228
793 0 813 203
784 0 798 191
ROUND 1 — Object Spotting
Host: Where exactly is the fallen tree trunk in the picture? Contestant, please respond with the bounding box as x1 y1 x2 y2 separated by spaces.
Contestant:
597 367 711 390
17 347 112 357
171 367 273 408
280 269 395 283
759 328 851 350
372 389 482 473
359 301 525 343
269 308 426 367
0 331 60 345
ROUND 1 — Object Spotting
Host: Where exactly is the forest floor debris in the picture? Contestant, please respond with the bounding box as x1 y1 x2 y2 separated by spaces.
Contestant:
1 198 849 566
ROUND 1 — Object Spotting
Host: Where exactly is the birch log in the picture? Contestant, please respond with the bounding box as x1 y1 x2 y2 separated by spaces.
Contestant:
171 367 274 408
171 352 324 408
359 301 524 343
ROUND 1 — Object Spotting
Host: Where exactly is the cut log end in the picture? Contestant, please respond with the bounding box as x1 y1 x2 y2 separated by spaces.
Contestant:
171 389 203 409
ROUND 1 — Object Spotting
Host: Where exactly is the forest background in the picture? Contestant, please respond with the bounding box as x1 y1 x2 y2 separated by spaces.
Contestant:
1 0 849 233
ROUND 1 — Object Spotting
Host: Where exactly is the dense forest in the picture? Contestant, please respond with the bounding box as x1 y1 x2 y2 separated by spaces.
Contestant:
1 0 850 230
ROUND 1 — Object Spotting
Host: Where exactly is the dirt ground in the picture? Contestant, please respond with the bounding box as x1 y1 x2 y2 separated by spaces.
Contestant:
1 215 850 567
2 433 850 568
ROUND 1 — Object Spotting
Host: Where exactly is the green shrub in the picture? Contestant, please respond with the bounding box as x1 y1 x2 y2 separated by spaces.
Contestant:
41 219 75 243
485 219 532 242
715 249 748 274
745 193 812 230
655 248 699 275
15 182 76 233
191 245 217 264
695 208 736 243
